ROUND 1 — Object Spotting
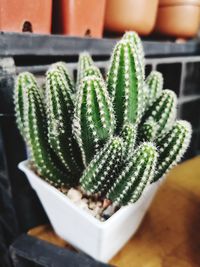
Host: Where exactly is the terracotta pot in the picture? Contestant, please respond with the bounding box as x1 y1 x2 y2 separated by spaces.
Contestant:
0 0 52 34
155 0 200 38
104 0 159 35
53 0 106 37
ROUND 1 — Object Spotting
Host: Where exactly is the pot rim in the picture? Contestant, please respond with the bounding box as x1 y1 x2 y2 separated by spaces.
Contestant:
18 160 162 229
159 0 200 7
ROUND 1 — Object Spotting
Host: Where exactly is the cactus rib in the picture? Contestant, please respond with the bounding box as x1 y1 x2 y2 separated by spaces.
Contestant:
73 75 115 165
107 39 144 132
107 142 158 205
46 68 84 175
80 137 124 194
153 120 192 182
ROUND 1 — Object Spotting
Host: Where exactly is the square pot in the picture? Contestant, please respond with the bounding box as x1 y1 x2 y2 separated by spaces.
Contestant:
19 160 162 262
53 0 106 37
0 0 52 33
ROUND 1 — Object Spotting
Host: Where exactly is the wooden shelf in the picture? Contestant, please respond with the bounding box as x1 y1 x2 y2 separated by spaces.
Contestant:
28 156 200 266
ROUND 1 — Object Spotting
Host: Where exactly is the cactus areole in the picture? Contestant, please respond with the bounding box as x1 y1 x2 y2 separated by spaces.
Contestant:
15 32 192 209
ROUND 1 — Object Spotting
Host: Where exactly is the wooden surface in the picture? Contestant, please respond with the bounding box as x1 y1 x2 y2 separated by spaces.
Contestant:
28 157 200 267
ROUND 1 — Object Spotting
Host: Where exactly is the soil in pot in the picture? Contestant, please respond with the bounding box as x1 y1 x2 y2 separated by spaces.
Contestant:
155 0 200 38
0 0 52 33
104 0 159 35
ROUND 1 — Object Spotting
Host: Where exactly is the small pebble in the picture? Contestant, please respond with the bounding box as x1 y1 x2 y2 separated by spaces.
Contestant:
88 201 96 209
67 188 82 202
97 201 102 207
77 200 88 209
103 199 112 209
102 204 116 218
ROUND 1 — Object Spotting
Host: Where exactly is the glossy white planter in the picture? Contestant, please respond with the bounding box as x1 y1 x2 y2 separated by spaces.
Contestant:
19 160 162 262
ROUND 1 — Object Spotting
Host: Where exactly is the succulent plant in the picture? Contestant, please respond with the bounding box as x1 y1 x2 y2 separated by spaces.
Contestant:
14 72 38 139
15 72 74 186
46 68 83 175
15 31 192 207
51 62 75 94
77 52 94 89
107 37 144 133
139 119 158 142
145 71 163 108
122 31 145 80
80 137 124 194
153 120 192 182
121 123 137 157
73 75 115 166
83 65 104 80
141 89 177 138
107 142 158 205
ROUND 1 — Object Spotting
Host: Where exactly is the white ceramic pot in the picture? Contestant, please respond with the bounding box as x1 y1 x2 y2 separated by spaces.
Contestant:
19 160 162 262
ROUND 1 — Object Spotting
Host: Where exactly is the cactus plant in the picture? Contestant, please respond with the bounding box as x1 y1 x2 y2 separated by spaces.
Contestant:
107 38 144 133
107 142 158 205
141 89 177 138
46 68 83 175
73 75 115 166
139 119 158 142
83 65 104 80
51 62 75 94
14 72 38 139
121 123 137 156
122 31 145 81
145 71 163 108
15 31 192 209
80 137 124 194
77 52 94 89
15 73 73 186
153 120 192 182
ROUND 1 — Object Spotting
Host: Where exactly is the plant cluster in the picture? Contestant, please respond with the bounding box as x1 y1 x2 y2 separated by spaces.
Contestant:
15 32 191 206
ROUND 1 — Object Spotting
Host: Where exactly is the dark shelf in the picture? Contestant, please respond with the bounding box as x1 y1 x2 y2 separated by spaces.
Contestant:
1 32 200 58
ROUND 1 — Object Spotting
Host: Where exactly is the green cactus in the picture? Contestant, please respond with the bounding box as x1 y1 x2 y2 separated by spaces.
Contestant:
15 31 192 207
83 65 104 80
145 71 163 108
51 61 75 94
153 120 192 182
107 142 158 205
122 31 145 81
142 89 177 138
46 68 84 175
138 119 158 142
121 123 137 157
14 72 38 139
107 38 144 133
15 74 73 186
73 75 115 165
80 137 124 194
77 52 94 89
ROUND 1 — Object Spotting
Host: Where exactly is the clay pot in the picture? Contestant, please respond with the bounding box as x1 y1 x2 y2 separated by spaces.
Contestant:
0 0 52 34
104 0 159 35
155 0 200 38
53 0 106 37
